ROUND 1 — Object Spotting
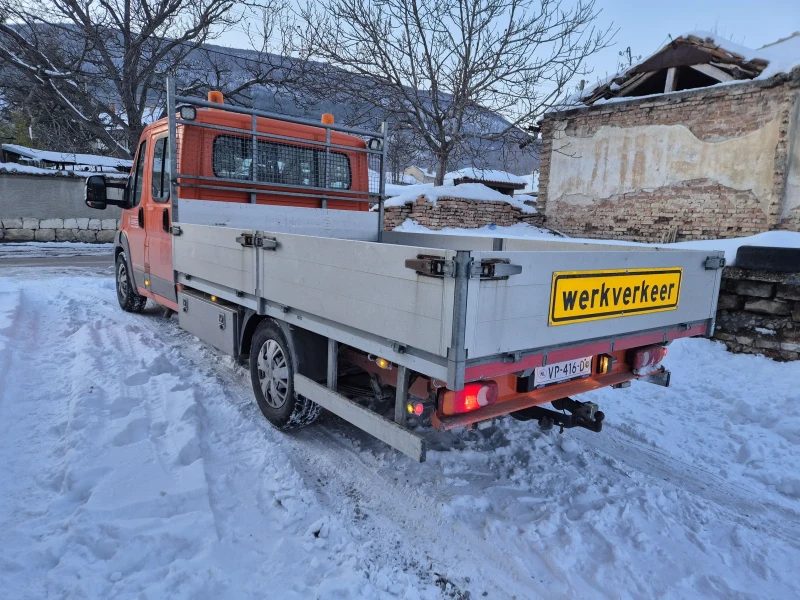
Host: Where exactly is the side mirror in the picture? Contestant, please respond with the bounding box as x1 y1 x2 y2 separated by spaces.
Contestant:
85 175 108 209
85 175 129 210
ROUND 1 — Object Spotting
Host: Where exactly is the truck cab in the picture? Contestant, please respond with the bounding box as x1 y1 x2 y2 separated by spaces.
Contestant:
87 92 372 314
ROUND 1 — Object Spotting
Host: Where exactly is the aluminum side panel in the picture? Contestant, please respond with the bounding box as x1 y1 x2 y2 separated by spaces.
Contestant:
173 223 255 293
467 248 722 357
178 199 379 241
258 233 456 357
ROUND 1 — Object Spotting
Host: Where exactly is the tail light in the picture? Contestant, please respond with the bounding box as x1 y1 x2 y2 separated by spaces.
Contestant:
438 382 497 416
629 345 668 373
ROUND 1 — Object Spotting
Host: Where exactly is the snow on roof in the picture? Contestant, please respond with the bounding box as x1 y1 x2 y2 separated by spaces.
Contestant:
407 166 436 177
2 144 132 170
568 30 800 108
444 168 527 185
0 161 126 178
385 182 537 214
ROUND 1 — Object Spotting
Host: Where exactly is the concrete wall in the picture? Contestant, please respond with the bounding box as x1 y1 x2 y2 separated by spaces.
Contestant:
538 72 800 241
0 172 121 243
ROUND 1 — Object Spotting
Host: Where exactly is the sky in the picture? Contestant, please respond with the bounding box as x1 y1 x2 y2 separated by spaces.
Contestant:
216 0 799 91
584 0 800 84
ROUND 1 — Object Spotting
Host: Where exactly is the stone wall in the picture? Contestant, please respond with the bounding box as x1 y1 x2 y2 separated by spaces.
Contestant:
713 267 800 361
538 72 800 242
383 196 545 230
0 217 119 243
0 172 121 243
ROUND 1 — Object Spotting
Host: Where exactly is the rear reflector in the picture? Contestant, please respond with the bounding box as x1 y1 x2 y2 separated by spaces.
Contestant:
439 382 498 416
629 345 668 372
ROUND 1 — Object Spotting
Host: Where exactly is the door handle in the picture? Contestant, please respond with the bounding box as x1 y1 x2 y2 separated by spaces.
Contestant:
138 207 144 228
162 208 170 232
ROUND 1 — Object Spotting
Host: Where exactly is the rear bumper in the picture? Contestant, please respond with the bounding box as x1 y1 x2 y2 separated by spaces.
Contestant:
462 321 709 382
431 369 639 432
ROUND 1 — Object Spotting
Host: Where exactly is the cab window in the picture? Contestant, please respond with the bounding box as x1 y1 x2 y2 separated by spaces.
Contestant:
151 136 170 202
212 134 351 190
131 139 147 207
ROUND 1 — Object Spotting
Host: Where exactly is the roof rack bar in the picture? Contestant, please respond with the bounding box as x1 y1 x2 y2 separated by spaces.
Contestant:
174 94 383 138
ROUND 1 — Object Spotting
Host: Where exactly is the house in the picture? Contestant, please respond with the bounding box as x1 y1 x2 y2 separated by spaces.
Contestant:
1 144 132 173
537 31 800 242
444 168 527 196
403 166 437 184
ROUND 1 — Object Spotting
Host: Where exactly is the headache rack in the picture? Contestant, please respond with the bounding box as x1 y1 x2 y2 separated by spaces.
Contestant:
165 77 388 234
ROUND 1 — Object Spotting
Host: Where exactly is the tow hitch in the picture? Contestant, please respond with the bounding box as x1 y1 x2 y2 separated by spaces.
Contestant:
511 397 605 433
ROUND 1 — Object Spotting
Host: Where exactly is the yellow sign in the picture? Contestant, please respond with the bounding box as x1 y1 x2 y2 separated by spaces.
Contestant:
549 267 683 326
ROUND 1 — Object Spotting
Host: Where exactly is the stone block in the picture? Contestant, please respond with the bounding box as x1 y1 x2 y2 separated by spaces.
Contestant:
4 229 35 242
744 299 792 316
88 219 102 230
717 292 745 311
735 335 753 345
755 337 781 350
22 218 39 230
735 280 774 298
776 284 800 302
76 218 90 230
793 310 800 324
713 331 735 342
1 218 23 229
39 218 64 229
96 230 115 243
63 218 79 229
101 218 118 230
55 229 79 242
34 228 56 242
75 230 97 243
780 341 800 352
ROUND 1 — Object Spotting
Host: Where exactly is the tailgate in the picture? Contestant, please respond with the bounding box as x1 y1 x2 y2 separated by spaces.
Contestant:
466 247 723 358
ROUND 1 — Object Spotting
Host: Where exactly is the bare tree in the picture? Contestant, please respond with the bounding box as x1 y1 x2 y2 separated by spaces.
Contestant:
0 0 296 156
299 0 612 185
386 126 424 184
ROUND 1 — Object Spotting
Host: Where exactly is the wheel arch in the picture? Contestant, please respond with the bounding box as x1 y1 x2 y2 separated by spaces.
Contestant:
114 230 137 288
242 311 327 382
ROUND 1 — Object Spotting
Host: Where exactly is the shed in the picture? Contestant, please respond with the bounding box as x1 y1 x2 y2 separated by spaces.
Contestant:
444 168 526 196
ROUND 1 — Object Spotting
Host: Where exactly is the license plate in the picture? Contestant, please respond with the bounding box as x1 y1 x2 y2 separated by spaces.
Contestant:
533 357 592 387
549 267 683 326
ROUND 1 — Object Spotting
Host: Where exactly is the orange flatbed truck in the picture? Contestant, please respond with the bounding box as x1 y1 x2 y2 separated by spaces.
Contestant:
85 79 725 461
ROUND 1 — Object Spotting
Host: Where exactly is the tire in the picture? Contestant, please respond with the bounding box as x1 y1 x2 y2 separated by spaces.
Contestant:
116 252 147 313
249 320 321 430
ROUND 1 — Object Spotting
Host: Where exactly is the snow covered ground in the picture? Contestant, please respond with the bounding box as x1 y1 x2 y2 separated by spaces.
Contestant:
1 251 799 599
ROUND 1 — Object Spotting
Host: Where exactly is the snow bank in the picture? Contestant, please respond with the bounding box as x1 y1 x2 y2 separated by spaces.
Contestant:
385 182 538 214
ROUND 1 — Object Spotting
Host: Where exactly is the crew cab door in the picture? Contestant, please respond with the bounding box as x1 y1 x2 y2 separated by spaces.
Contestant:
123 139 148 289
144 133 177 307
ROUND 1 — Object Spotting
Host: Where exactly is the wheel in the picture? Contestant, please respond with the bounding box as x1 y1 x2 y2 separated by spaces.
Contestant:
116 252 147 313
249 320 321 430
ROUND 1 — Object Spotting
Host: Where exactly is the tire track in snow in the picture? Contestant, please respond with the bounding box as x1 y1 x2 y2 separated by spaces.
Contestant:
575 425 800 549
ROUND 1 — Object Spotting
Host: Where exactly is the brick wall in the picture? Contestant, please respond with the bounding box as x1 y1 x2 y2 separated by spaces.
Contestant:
383 196 545 230
539 72 800 242
713 267 800 361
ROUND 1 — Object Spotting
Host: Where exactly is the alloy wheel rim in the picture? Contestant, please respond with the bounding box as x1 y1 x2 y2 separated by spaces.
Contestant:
117 262 129 298
257 339 289 409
